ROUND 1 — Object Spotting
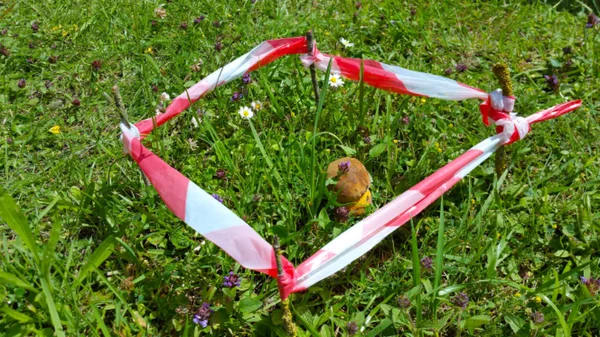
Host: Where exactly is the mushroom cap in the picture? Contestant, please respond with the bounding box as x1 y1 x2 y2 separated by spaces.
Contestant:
326 157 371 203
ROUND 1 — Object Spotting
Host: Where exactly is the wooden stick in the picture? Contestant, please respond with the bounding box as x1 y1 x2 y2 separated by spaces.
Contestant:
104 86 150 186
306 30 320 107
492 63 513 177
273 236 297 337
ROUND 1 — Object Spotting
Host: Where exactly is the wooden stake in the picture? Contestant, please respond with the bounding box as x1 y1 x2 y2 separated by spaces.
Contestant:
306 30 320 107
492 63 513 177
273 236 297 337
104 86 150 186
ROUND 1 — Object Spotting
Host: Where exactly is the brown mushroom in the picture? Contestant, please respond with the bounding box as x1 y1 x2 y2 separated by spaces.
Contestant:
326 157 372 216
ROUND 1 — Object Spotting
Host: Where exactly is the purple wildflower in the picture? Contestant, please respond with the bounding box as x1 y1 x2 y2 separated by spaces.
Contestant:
565 59 573 68
1 28 7 36
151 20 157 27
544 74 560 92
346 321 359 335
48 55 58 64
215 169 226 179
586 13 599 28
335 206 349 222
31 22 39 32
580 275 600 295
338 161 351 174
213 20 221 28
242 73 251 85
410 8 417 16
215 41 222 52
531 311 544 324
180 22 188 29
355 2 362 9
444 67 453 75
231 91 242 101
212 194 224 203
402 116 410 125
363 136 371 144
456 63 468 73
223 271 241 288
44 80 53 89
72 98 81 107
192 302 213 327
28 42 36 49
452 292 469 309
17 79 26 88
0 45 9 57
420 256 433 271
91 60 102 72
194 16 205 24
151 84 159 92
398 295 411 308
562 46 572 54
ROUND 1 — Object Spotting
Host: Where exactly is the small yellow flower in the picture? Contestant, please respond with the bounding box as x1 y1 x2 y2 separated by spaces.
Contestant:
515 292 522 298
496 232 501 239
552 224 557 229
324 31 330 36
534 296 542 303
62 30 68 37
145 47 153 54
437 147 442 153
291 112 296 118
49 125 61 134
72 24 79 31
393 139 399 144
449 123 454 128
420 98 427 103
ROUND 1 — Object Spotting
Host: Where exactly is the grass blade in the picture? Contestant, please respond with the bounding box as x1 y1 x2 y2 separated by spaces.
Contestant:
0 271 37 291
74 235 116 286
433 196 446 320
309 58 333 212
410 219 423 323
0 187 39 263
40 273 66 337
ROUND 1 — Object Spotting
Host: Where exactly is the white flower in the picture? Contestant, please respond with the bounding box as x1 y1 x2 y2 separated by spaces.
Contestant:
238 106 254 119
154 6 167 19
191 116 201 128
340 38 354 48
328 74 344 88
251 101 263 110
160 92 170 102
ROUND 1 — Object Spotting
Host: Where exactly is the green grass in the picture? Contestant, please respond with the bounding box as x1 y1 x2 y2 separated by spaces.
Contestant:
1 0 600 336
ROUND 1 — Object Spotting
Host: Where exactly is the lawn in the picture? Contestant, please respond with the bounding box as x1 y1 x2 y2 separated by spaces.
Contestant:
1 0 600 336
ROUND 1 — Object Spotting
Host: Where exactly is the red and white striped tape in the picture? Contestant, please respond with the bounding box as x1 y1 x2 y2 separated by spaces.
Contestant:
120 36 582 299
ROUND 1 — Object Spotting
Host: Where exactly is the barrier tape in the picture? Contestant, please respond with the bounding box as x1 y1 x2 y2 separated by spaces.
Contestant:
120 36 581 299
